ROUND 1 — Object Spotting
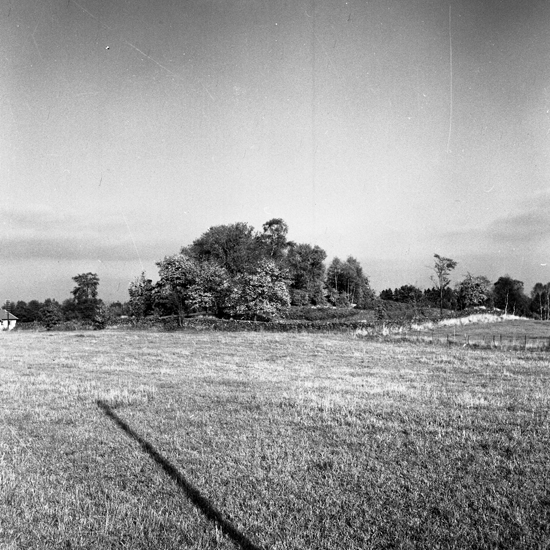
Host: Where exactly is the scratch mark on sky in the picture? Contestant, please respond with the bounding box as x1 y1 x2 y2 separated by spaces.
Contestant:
70 0 113 29
31 24 43 59
69 0 215 101
446 4 453 154
121 211 144 271
316 36 339 79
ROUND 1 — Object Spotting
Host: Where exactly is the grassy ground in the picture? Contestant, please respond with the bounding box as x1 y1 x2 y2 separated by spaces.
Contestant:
1 330 549 549
404 318 550 350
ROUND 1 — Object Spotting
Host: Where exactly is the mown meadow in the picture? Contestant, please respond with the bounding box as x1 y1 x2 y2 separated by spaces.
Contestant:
1 330 549 549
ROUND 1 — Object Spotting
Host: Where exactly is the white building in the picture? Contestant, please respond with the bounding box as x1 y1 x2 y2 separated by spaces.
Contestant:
0 309 18 331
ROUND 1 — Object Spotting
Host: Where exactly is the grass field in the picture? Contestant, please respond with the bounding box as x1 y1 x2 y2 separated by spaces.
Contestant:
1 330 549 549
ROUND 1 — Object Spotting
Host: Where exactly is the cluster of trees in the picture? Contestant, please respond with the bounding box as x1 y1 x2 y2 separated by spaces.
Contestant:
2 273 127 328
5 227 550 327
128 218 374 324
379 254 550 319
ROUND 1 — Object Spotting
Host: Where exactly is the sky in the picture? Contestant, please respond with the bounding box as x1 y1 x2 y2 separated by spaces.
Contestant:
2 0 550 303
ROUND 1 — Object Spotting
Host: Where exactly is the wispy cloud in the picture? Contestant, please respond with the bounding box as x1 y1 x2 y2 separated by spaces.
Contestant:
0 205 173 262
440 190 550 253
486 192 550 248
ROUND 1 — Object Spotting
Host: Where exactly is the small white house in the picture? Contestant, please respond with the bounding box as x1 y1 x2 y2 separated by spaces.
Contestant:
0 309 18 331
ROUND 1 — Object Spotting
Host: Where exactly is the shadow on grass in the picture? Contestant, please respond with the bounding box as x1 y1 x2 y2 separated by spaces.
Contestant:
97 400 263 550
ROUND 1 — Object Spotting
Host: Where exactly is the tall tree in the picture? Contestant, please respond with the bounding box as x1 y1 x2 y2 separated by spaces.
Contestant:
456 273 492 310
71 273 101 322
39 299 64 329
326 257 344 293
286 243 327 305
431 254 458 316
530 282 550 320
260 218 291 260
326 256 374 308
187 222 264 276
128 272 155 322
156 253 229 325
493 276 530 316
226 259 290 320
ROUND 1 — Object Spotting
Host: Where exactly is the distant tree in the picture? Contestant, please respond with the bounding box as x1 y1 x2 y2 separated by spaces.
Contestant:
156 253 230 325
27 300 43 322
61 299 79 321
260 218 291 260
393 285 423 305
72 273 99 301
456 274 492 310
226 259 290 320
379 289 394 301
71 272 101 322
326 257 344 295
493 276 530 316
286 243 327 306
530 282 550 320
187 222 264 276
431 254 458 316
10 301 35 323
128 272 156 322
39 299 64 329
424 287 456 311
326 256 374 308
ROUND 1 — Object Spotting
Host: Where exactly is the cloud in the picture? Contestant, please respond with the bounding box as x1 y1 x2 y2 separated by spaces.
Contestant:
0 204 177 262
439 190 550 254
486 191 550 249
1 235 139 261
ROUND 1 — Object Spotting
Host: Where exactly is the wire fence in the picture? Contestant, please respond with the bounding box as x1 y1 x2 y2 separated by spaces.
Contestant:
381 333 550 351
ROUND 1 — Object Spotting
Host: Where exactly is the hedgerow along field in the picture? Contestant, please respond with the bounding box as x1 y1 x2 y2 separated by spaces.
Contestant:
1 330 549 549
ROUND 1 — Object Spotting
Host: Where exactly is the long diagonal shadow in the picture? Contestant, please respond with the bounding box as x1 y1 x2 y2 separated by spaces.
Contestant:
97 400 264 550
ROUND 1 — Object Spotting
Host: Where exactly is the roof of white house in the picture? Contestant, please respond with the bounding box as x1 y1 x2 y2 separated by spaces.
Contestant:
0 309 18 320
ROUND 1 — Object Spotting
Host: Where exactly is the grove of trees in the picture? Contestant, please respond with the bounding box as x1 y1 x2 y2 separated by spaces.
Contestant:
126 218 375 325
3 221 549 326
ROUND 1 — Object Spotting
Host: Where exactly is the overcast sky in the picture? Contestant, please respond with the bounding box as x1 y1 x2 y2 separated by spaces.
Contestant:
2 0 550 302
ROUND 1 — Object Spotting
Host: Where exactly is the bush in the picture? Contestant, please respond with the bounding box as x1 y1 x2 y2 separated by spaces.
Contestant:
290 289 310 307
38 303 64 330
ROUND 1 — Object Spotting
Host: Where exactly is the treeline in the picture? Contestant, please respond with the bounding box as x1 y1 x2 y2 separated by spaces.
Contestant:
128 219 374 326
4 219 550 328
2 273 128 329
381 273 550 320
